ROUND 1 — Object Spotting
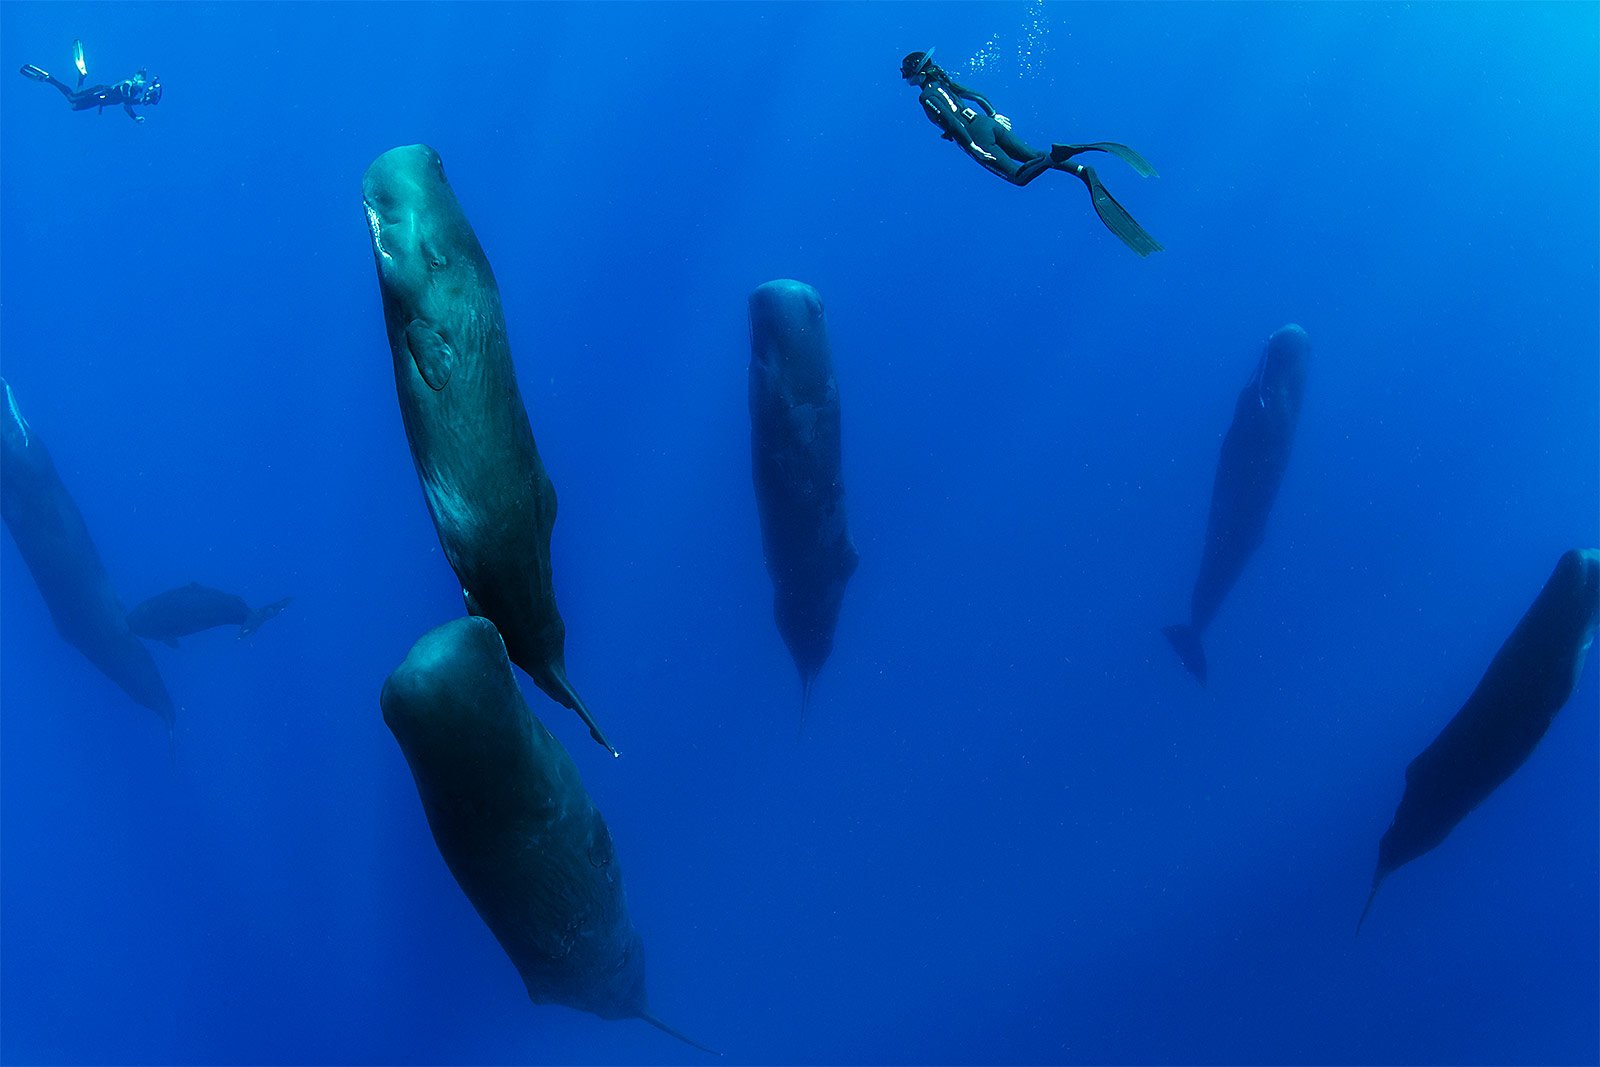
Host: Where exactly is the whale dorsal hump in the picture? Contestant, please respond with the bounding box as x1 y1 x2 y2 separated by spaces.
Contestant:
404 319 455 391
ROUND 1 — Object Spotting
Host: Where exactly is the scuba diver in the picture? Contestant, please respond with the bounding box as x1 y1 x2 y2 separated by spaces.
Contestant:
900 49 1161 256
19 39 162 122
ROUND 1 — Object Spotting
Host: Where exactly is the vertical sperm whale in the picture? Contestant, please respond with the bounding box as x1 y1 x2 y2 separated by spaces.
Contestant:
1358 549 1600 933
748 280 859 727
382 617 714 1052
1 376 174 727
1164 324 1310 684
362 144 613 755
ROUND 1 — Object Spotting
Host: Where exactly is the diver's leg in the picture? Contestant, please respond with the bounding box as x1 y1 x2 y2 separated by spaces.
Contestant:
969 117 1053 186
977 146 1053 187
67 87 108 111
1008 155 1056 186
995 125 1044 163
19 65 76 99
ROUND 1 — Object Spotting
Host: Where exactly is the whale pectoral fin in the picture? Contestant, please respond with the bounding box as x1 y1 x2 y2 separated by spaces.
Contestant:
404 320 455 391
461 587 483 617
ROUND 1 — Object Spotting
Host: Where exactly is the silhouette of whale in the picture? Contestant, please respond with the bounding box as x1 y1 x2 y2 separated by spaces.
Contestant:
363 144 612 755
1164 324 1310 684
748 280 858 728
1359 548 1600 933
1 377 174 727
382 617 714 1053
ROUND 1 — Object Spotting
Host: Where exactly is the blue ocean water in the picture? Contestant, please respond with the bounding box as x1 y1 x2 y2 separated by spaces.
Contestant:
2 2 1596 1063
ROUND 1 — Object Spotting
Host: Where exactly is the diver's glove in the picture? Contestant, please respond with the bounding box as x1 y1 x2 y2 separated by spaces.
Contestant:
994 113 1012 130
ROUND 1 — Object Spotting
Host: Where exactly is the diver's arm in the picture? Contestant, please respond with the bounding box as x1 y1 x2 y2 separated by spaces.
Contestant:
921 94 963 136
921 95 995 161
123 103 144 122
946 80 997 117
947 79 1013 130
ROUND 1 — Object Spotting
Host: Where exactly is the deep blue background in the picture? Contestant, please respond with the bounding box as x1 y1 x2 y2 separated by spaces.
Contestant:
2 3 1596 1064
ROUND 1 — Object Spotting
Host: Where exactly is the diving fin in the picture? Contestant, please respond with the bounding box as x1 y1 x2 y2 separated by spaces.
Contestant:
1077 165 1164 257
1161 623 1207 685
73 39 87 86
19 64 51 82
1053 141 1159 178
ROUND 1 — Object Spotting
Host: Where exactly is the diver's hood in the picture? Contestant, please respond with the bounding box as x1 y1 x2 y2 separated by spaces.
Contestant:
902 47 935 80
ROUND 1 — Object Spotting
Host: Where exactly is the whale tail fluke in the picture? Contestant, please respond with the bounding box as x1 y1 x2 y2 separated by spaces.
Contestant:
164 710 180 768
638 1010 721 1056
1355 871 1386 936
544 660 618 758
239 597 292 638
1162 624 1208 685
797 670 817 741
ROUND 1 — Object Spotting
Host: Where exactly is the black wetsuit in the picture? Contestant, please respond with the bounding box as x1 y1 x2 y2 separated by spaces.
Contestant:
917 75 1055 186
28 69 151 120
905 58 1163 255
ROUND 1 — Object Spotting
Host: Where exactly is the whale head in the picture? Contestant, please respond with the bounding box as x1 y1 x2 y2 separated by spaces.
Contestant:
1548 548 1600 676
1261 323 1310 394
362 145 495 325
749 279 833 399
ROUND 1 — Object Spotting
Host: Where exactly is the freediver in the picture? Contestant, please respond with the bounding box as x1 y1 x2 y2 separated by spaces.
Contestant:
19 39 162 122
900 49 1161 256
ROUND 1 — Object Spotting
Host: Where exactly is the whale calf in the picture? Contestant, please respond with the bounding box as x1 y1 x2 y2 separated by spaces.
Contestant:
128 583 290 645
1357 549 1599 932
1164 324 1310 684
1 376 174 727
748 280 858 725
362 144 612 755
381 617 712 1052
